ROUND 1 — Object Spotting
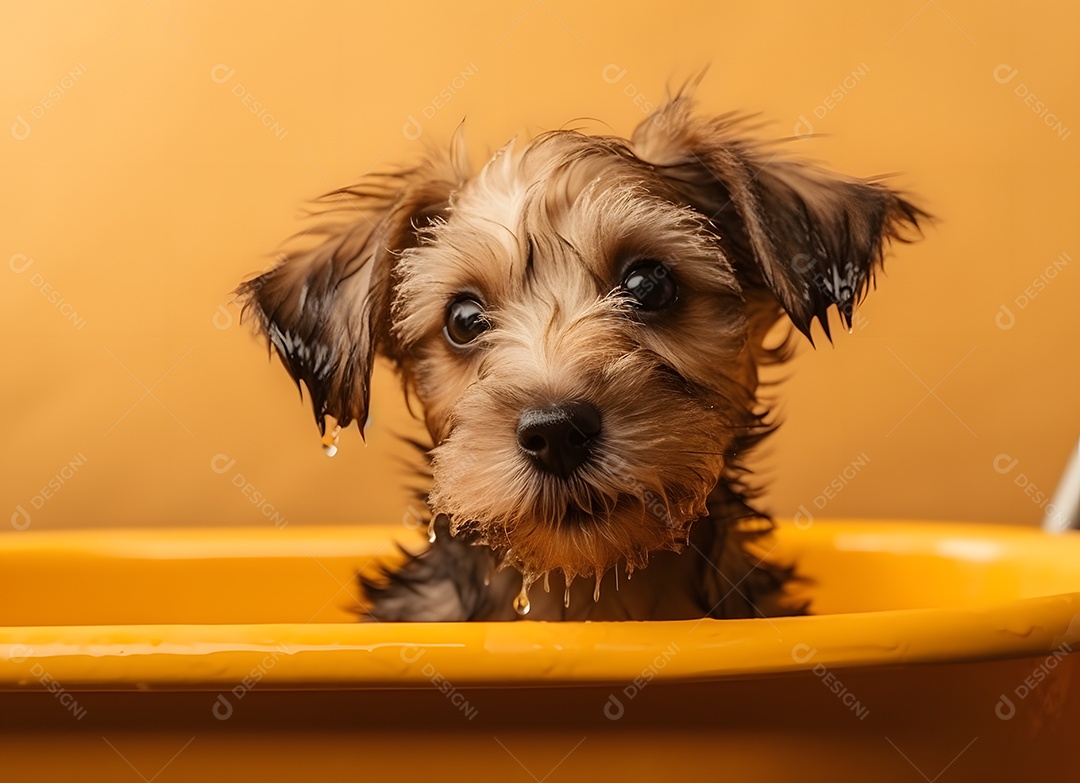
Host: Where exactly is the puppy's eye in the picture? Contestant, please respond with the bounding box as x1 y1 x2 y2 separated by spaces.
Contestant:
622 261 678 311
444 298 489 346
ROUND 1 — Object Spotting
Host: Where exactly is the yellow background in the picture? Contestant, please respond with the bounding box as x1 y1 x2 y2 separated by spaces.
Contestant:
2 1 1077 534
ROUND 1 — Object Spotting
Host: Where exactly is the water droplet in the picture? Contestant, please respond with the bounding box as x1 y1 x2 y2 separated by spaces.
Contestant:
321 424 341 457
593 574 602 602
564 582 572 609
513 582 531 616
483 571 491 587
427 517 437 543
543 572 550 593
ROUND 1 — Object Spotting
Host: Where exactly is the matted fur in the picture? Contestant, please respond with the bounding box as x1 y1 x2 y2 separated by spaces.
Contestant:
237 89 926 621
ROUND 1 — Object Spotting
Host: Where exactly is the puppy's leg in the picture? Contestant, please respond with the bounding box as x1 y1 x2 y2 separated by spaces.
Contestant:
699 519 803 619
360 517 522 622
683 480 805 619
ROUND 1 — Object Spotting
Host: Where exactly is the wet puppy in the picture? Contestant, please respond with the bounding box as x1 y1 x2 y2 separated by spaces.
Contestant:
237 91 924 621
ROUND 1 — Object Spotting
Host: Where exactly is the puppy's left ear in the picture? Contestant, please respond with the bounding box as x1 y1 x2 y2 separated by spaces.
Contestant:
236 164 457 436
634 97 927 340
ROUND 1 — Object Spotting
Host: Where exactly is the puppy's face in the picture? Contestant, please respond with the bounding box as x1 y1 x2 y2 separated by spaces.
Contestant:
394 133 752 582
238 97 923 587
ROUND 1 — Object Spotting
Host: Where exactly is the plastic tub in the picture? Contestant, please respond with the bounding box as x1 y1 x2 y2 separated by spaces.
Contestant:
2 520 1078 781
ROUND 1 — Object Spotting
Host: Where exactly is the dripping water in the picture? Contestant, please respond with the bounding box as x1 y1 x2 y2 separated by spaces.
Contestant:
321 424 342 457
513 581 531 616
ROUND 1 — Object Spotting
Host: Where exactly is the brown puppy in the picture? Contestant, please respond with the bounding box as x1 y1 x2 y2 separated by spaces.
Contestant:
237 91 925 621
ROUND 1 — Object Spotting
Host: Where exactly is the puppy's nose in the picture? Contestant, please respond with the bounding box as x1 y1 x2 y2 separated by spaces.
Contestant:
516 401 602 479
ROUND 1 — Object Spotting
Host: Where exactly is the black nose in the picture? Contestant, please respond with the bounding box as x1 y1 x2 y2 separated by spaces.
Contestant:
516 401 602 479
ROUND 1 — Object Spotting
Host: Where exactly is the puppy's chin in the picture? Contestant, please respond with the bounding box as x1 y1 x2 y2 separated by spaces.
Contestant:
427 429 726 583
430 491 709 585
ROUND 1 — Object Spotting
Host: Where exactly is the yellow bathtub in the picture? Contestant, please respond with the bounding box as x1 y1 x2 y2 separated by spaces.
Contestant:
2 520 1078 782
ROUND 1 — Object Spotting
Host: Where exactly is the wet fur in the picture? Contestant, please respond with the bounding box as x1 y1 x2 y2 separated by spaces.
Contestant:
237 89 925 622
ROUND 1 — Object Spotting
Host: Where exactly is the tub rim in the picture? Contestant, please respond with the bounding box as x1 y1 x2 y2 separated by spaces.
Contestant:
1 520 1078 692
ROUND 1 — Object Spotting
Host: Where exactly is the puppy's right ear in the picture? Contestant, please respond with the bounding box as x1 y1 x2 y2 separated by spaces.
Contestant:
633 95 927 342
236 161 459 436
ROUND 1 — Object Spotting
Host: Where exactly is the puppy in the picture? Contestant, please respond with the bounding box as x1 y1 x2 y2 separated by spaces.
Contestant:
237 91 924 622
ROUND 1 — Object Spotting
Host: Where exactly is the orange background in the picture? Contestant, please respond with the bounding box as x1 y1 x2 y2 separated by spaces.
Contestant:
2 1 1077 534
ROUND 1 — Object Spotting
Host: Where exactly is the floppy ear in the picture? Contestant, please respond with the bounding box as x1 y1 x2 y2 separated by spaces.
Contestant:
236 162 458 436
633 97 927 341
